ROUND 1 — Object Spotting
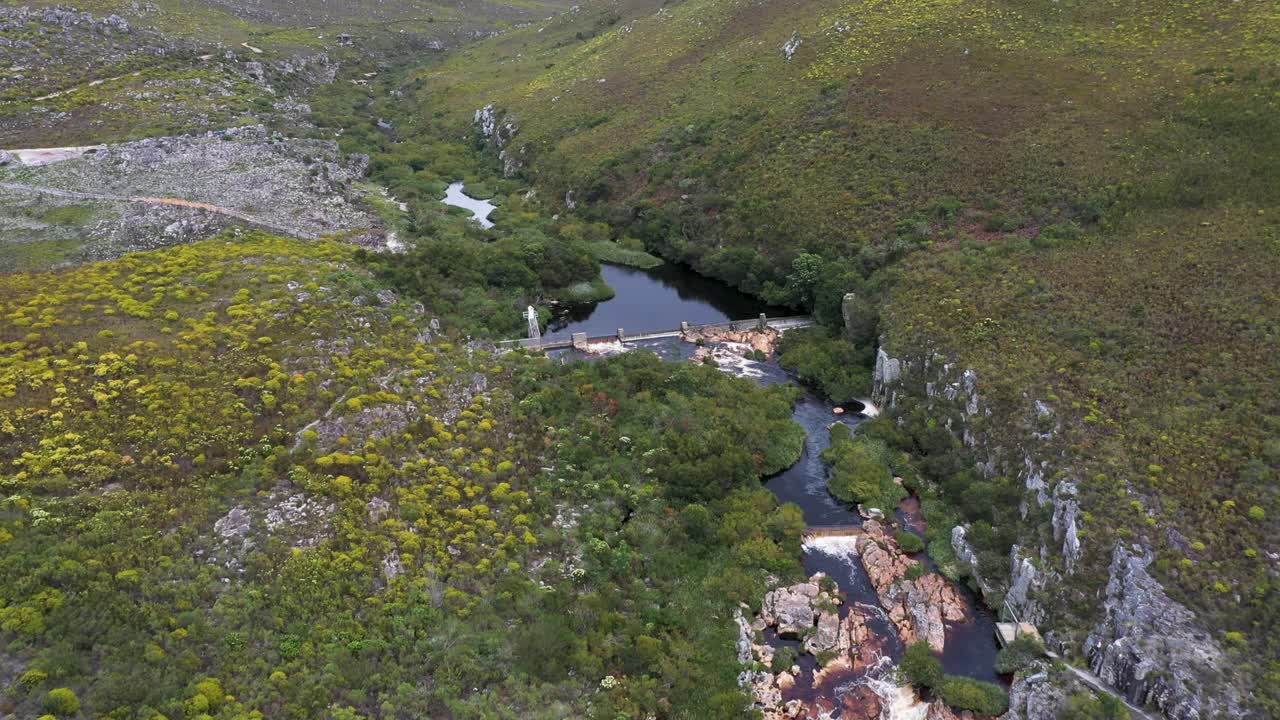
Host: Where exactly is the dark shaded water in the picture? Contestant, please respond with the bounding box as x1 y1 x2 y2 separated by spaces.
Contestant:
544 262 789 341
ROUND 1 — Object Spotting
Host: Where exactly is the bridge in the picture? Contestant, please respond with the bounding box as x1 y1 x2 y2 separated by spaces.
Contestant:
497 313 815 352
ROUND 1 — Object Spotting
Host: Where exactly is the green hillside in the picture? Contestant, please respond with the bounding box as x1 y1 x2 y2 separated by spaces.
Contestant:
360 0 1280 710
2 0 1278 716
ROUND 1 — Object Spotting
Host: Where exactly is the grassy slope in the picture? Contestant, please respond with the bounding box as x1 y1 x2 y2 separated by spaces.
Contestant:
0 0 574 148
403 0 1277 285
389 0 1280 705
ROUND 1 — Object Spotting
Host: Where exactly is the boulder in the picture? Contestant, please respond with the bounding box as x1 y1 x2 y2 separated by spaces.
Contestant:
857 521 968 652
776 671 795 692
804 609 841 655
1003 671 1071 720
761 581 820 638
856 521 915 591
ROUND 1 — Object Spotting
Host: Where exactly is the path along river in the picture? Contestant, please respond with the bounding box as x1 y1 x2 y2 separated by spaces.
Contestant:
542 260 1002 716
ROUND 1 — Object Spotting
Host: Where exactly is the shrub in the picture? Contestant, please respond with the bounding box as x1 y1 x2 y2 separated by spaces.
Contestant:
895 531 925 553
44 688 80 717
938 676 1009 715
18 669 49 689
899 641 943 690
771 646 798 674
994 634 1044 674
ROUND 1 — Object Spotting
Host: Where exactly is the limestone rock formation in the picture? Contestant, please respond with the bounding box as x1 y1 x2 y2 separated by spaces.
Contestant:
1085 545 1242 720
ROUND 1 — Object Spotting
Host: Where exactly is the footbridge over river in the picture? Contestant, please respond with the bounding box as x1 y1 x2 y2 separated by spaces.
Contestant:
497 313 815 352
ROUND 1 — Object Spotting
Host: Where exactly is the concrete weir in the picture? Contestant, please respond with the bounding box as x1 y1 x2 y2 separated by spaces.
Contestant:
498 314 816 352
801 525 866 540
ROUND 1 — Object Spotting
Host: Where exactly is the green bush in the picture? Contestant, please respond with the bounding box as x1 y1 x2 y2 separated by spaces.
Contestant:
938 676 1009 715
44 688 80 717
771 646 798 674
823 434 906 511
895 531 925 553
994 634 1044 674
899 641 943 690
776 327 874 403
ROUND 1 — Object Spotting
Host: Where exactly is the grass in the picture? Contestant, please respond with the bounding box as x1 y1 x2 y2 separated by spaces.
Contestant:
588 240 663 268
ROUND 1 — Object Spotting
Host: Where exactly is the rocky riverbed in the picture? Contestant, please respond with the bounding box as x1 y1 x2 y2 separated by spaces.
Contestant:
738 520 977 719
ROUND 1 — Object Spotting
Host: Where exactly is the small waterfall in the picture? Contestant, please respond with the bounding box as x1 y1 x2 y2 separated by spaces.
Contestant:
856 398 881 418
704 341 770 379
802 534 862 557
836 656 929 720
580 339 627 355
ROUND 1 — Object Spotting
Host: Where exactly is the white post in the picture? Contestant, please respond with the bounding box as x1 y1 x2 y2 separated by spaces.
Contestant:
526 306 541 344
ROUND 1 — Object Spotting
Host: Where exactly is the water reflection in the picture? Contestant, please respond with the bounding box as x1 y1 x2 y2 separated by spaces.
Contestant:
544 263 790 341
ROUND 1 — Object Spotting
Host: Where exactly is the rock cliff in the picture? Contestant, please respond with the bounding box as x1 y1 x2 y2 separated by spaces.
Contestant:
873 345 1245 719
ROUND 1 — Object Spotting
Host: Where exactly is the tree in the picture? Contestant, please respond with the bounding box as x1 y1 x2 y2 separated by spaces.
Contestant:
994 634 1044 674
786 253 825 309
826 439 902 510
938 676 1009 715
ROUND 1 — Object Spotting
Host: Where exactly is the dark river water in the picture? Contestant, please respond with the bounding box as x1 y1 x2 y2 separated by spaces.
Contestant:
549 260 1002 700
544 262 790 341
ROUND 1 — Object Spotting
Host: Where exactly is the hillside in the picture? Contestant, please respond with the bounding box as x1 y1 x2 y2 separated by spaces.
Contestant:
363 0 1280 715
0 233 810 719
1 0 1277 717
0 0 572 148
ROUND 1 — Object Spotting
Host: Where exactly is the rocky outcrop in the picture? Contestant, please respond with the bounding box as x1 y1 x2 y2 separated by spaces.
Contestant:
741 575 892 719
203 488 334 577
1 126 383 264
873 344 1245 718
760 578 822 638
686 326 781 357
1050 482 1082 572
1003 672 1070 720
856 521 968 652
474 104 522 176
1085 546 1243 720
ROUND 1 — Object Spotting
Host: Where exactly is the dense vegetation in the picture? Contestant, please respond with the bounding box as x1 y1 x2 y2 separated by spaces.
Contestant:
0 232 815 718
4 0 1278 713
899 641 1009 716
360 0 1280 708
822 423 905 513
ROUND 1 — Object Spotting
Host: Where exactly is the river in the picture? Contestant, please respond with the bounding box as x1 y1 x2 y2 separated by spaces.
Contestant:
546 256 1002 713
442 182 497 228
544 262 790 342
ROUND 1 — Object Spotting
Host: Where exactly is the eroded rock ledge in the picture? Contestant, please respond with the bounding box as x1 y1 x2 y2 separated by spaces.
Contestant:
857 520 969 652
